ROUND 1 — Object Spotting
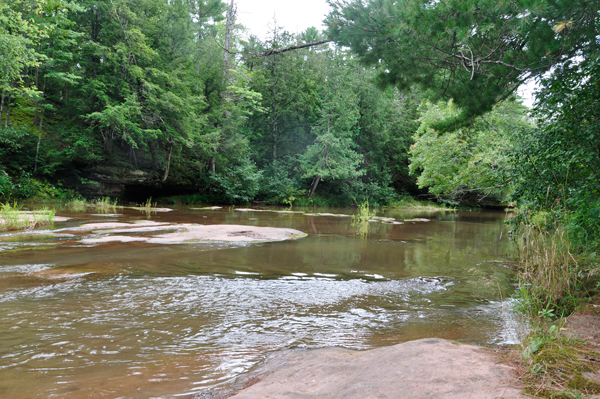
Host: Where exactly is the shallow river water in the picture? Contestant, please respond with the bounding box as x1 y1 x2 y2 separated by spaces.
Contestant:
0 206 520 398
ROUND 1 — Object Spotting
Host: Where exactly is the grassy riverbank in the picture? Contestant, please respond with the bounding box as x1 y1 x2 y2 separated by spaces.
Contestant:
513 209 600 398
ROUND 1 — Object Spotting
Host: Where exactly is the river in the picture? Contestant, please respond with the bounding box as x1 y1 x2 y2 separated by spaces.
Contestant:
0 206 520 398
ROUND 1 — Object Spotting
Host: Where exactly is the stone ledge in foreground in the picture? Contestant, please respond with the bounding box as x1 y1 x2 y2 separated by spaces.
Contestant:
199 338 525 399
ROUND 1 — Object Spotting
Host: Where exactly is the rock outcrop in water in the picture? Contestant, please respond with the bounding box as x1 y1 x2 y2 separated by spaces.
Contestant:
70 222 307 244
201 338 524 399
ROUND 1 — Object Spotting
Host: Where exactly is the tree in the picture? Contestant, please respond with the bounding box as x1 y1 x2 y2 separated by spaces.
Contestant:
510 57 600 244
299 49 364 198
409 98 530 205
326 0 600 125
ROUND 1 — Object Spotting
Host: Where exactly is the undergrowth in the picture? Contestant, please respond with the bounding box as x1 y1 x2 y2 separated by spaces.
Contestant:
514 204 600 398
519 323 600 399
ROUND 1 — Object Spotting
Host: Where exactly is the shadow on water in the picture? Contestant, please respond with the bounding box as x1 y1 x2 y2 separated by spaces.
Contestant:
0 206 521 398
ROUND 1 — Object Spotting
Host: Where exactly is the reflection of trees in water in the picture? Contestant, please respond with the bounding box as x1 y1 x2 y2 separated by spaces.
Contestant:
400 222 516 301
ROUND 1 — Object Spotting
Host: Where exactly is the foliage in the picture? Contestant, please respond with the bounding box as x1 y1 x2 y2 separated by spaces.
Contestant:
94 197 118 209
326 0 600 126
511 58 600 250
409 99 530 205
352 201 376 223
210 157 263 204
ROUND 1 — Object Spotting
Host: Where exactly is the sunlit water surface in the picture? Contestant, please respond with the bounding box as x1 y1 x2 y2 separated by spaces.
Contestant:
0 206 520 398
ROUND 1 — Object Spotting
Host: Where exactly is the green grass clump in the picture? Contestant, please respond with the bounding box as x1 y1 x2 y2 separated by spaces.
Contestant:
141 197 156 208
94 197 118 209
515 209 582 319
352 201 376 223
66 197 89 212
0 202 55 231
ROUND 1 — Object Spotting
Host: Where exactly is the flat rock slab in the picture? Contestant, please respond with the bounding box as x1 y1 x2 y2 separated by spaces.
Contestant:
77 223 307 244
231 338 524 399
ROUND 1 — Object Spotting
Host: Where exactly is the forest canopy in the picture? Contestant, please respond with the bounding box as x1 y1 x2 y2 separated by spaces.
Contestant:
0 0 598 221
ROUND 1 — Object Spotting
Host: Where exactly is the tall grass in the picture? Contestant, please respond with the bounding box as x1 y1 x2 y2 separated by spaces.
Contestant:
0 202 55 231
516 209 580 319
67 197 88 212
513 206 600 398
94 197 118 209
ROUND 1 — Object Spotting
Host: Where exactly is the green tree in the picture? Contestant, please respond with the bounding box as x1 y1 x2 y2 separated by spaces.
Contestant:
299 49 364 198
326 0 600 125
511 58 600 245
409 98 530 205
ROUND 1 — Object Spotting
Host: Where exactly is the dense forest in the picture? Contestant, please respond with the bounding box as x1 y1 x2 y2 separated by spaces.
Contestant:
0 0 598 212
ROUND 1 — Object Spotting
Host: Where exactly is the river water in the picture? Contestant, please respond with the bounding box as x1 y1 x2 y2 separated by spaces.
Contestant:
0 206 520 398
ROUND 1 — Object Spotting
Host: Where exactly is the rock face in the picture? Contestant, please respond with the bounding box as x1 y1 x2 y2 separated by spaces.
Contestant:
77 166 197 199
230 338 524 399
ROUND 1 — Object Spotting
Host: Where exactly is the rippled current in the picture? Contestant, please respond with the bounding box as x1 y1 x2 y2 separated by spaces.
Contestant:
0 206 520 398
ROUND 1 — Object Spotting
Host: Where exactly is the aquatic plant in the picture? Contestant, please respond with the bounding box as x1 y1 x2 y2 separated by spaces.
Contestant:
352 201 376 223
0 202 55 231
67 197 88 212
141 197 156 208
94 197 118 209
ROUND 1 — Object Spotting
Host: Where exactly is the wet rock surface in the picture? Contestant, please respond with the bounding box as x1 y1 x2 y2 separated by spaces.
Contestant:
69 222 307 244
222 338 525 399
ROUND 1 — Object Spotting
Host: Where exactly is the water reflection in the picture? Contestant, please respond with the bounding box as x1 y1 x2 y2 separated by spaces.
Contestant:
0 207 519 398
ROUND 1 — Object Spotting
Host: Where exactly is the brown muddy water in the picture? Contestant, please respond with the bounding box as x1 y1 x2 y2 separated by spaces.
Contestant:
0 206 521 398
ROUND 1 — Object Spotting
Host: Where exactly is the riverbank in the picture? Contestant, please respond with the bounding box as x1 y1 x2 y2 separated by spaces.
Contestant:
513 297 600 398
191 338 525 399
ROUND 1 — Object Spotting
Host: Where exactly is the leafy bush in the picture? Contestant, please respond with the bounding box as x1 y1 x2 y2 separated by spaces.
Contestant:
210 157 263 204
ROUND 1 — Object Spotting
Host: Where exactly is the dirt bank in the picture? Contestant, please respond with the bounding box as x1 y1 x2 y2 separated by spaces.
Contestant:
193 338 524 399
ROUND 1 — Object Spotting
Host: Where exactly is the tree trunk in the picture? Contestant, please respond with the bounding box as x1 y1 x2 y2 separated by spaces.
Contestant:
34 104 45 173
34 80 46 173
0 89 5 121
308 176 321 198
210 156 216 174
222 0 235 82
272 121 278 160
4 94 11 127
33 57 41 125
149 141 159 169
162 144 173 182
33 14 44 125
308 146 329 198
130 145 138 168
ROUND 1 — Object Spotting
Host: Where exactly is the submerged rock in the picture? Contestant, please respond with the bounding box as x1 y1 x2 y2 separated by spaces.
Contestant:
78 223 307 245
127 207 174 212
